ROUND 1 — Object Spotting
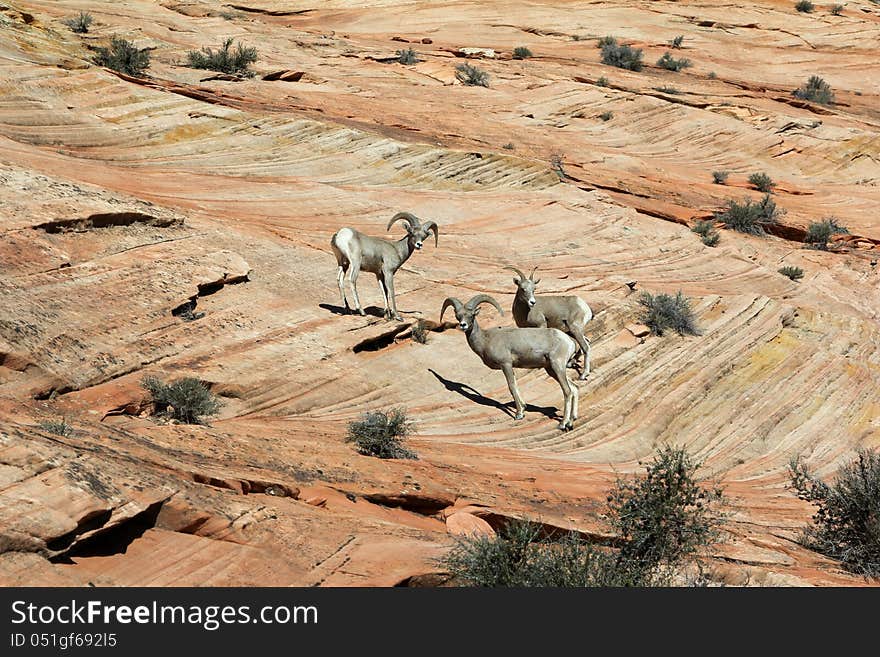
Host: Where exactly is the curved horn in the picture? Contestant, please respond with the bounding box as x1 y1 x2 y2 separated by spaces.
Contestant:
503 265 526 282
387 212 421 232
422 220 439 248
465 294 504 316
529 266 539 281
440 297 463 323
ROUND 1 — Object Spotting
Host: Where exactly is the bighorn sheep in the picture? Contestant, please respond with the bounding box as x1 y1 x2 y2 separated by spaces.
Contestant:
505 266 593 380
440 294 579 430
331 212 438 321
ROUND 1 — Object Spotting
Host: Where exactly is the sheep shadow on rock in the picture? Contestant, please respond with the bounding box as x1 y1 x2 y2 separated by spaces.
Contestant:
319 303 386 319
428 369 560 421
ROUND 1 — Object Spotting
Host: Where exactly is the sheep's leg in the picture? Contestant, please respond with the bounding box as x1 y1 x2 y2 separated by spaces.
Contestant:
501 364 525 420
572 330 591 379
337 265 350 311
384 272 402 321
348 264 365 316
546 363 575 430
376 274 390 317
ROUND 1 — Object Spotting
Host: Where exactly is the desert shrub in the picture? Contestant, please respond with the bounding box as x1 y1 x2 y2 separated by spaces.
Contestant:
712 170 729 184
411 320 428 343
549 153 566 180
657 51 691 71
748 171 775 193
40 418 73 437
795 0 815 12
638 291 700 336
596 76 609 87
599 111 613 121
600 42 643 71
64 12 93 34
396 48 420 64
805 217 848 249
655 85 680 94
790 450 880 577
609 446 724 571
443 447 724 587
187 38 257 76
671 35 685 48
502 142 515 150
512 46 533 60
779 265 804 280
94 37 151 77
455 62 489 87
714 194 781 235
793 75 834 105
707 71 717 79
142 376 221 424
596 36 617 48
693 220 720 247
346 408 417 459
440 519 647 587
831 4 845 15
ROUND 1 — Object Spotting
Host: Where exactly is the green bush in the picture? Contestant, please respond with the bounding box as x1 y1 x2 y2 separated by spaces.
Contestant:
512 46 533 60
142 376 221 424
805 217 848 249
596 36 617 49
638 291 700 336
795 0 815 12
778 265 804 281
748 172 775 193
707 71 717 79
346 408 417 459
693 220 720 247
599 111 613 121
793 75 834 105
609 446 724 571
790 450 880 577
441 446 725 587
714 194 782 235
671 35 685 48
39 418 73 437
831 4 845 15
95 37 151 77
600 42 643 71
657 51 691 71
187 38 257 76
396 48 420 64
455 62 489 87
596 76 609 87
63 12 93 34
712 170 729 184
655 85 680 95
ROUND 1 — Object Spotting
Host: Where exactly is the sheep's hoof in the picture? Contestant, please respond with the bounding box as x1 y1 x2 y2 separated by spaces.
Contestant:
514 411 525 420
558 421 574 431
357 309 366 316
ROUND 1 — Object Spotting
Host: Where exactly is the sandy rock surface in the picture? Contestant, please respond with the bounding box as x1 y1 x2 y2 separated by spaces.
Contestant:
1 0 878 586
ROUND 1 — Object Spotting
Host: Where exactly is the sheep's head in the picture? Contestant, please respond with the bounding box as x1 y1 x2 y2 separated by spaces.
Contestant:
387 212 439 251
505 266 541 308
441 294 503 332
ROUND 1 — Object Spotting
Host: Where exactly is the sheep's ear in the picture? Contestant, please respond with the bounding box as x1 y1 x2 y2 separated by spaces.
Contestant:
473 307 481 316
513 277 520 286
534 278 541 285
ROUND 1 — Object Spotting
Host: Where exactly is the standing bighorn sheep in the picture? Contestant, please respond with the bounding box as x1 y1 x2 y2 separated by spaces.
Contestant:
440 294 579 430
331 212 438 321
505 266 593 380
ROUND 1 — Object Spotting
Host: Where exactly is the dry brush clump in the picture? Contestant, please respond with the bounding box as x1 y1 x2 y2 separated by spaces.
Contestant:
779 265 804 281
748 172 775 193
638 291 701 336
692 220 720 247
39 418 74 437
793 75 834 105
805 217 848 249
512 46 533 60
187 38 258 76
94 37 151 77
599 38 644 71
396 48 420 64
657 51 691 71
142 376 221 424
346 408 417 459
714 194 782 235
455 62 489 87
441 446 725 586
790 450 880 578
63 12 93 34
